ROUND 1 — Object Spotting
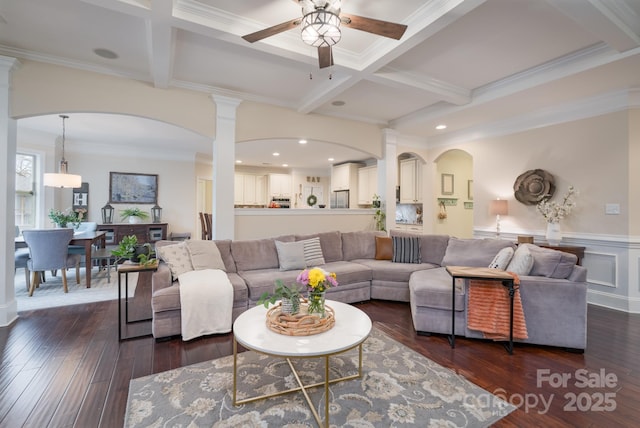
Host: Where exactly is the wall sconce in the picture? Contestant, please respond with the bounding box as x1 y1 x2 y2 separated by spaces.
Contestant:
489 199 508 239
151 204 163 223
101 203 114 224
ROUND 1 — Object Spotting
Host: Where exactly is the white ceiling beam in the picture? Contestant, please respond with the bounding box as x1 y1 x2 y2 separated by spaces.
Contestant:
147 0 175 88
546 0 640 52
80 0 149 17
369 67 471 106
391 42 639 129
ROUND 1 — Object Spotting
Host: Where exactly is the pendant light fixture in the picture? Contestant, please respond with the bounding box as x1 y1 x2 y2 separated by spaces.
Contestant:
44 114 82 188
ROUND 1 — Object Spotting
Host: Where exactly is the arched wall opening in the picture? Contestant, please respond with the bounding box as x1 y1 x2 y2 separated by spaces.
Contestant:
432 149 473 238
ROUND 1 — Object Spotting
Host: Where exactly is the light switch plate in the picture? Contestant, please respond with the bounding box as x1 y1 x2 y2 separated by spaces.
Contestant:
605 203 620 215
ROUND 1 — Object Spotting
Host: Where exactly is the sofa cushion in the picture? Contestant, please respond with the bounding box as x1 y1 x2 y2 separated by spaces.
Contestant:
186 240 226 271
213 240 237 273
301 237 325 266
156 241 193 280
506 244 534 275
342 230 385 260
275 240 307 271
355 258 436 282
527 244 577 279
441 238 515 267
390 230 450 265
232 235 294 271
295 231 342 263
392 236 421 264
375 236 393 260
409 268 465 311
489 247 514 270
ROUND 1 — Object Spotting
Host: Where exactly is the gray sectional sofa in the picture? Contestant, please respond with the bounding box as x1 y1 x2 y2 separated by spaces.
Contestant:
150 230 588 351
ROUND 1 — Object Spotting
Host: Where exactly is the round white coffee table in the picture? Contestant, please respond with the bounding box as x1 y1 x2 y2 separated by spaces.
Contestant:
233 300 372 427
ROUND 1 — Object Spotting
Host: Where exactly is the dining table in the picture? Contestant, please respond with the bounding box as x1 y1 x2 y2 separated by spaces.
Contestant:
15 230 107 288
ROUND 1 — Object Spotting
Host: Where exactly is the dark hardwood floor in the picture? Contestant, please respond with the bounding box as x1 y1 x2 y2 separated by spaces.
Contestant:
1 271 639 427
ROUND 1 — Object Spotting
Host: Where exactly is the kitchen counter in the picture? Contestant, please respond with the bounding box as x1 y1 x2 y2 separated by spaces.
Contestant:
235 208 375 215
234 208 377 240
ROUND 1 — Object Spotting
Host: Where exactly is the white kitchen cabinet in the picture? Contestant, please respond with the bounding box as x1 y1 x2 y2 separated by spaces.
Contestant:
268 173 292 197
358 166 378 205
395 223 423 232
399 158 422 203
235 173 267 205
331 163 359 191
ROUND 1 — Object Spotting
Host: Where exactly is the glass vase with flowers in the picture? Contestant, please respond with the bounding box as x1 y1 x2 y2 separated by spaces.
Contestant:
296 267 338 318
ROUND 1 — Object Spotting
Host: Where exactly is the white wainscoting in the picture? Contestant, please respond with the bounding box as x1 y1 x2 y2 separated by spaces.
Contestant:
474 228 640 313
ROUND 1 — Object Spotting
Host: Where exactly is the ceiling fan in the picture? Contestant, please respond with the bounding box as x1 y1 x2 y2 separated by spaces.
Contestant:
242 0 407 69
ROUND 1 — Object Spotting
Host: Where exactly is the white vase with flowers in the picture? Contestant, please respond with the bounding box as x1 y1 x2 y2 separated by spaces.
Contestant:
536 186 577 245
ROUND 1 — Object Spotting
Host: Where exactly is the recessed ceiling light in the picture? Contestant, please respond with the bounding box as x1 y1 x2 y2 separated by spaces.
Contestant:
235 160 242 163
332 100 345 106
282 163 288 167
93 48 119 59
273 152 280 156
436 124 447 130
299 139 308 144
328 157 335 162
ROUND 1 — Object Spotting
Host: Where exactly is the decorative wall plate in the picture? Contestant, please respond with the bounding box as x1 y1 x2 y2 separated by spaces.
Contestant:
513 169 555 205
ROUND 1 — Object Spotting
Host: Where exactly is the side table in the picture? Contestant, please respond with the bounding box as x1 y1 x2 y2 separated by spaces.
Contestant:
118 260 158 341
445 266 517 354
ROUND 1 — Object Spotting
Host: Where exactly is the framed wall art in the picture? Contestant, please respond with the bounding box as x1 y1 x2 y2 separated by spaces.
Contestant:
441 173 454 195
109 172 158 204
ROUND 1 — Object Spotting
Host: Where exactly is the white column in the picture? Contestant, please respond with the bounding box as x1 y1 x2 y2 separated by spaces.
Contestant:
211 95 241 240
0 56 19 326
381 129 398 232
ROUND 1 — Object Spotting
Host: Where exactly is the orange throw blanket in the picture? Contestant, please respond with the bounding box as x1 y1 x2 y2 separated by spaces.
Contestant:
467 274 528 341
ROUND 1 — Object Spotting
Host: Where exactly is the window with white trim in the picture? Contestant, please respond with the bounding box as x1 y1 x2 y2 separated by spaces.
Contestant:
15 152 37 231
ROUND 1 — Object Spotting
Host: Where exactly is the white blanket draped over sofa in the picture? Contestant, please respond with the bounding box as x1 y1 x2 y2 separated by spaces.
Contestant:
178 269 233 341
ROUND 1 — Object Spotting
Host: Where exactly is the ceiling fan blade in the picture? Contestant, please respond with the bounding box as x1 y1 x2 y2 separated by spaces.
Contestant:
242 18 301 43
318 46 333 69
340 14 407 40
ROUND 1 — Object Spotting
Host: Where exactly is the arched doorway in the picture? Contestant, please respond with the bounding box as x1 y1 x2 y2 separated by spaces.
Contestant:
433 149 473 238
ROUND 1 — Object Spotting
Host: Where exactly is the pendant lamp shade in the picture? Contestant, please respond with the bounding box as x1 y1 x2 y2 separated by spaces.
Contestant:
44 115 82 188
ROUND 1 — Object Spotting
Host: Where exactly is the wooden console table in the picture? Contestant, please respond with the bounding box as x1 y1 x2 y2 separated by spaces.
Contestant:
98 223 167 245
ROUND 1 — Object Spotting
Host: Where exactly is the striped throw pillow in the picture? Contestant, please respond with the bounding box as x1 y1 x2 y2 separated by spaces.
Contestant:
392 236 421 264
301 237 325 266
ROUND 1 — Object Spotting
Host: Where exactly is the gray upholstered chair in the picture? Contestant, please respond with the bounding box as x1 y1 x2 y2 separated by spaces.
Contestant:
68 222 98 266
15 226 31 291
22 229 82 296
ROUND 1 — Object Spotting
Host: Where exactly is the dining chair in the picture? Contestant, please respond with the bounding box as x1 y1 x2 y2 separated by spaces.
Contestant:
14 226 31 291
22 229 82 296
204 213 213 240
199 212 208 240
68 221 98 266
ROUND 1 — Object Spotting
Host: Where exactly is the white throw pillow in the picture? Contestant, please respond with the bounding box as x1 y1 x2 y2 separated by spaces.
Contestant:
506 244 534 275
156 242 193 281
275 240 307 271
186 240 226 272
489 247 515 270
300 237 325 266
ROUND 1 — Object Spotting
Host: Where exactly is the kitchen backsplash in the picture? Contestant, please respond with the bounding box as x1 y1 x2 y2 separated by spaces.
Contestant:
396 203 423 224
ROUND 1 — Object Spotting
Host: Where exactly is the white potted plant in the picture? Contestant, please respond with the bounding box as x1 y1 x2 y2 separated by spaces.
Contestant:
121 208 149 224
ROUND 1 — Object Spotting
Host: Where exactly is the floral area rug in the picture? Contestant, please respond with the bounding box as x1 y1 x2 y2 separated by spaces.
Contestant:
126 327 514 427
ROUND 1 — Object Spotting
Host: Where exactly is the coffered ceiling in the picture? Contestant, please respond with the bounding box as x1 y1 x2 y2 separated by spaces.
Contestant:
3 0 640 168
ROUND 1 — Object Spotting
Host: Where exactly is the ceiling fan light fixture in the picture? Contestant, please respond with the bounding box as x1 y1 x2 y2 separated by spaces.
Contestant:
301 10 341 47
